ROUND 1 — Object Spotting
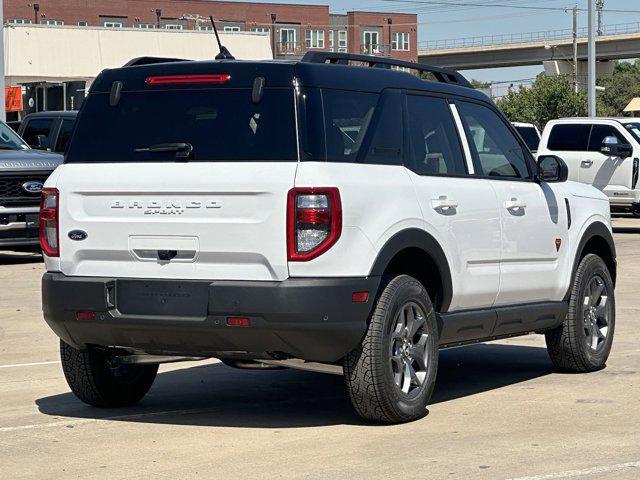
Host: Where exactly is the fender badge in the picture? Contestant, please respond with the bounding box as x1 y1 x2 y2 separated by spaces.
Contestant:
555 238 562 252
68 230 88 241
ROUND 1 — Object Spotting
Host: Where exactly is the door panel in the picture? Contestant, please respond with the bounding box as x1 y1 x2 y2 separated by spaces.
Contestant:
456 101 567 305
404 94 501 311
489 180 568 305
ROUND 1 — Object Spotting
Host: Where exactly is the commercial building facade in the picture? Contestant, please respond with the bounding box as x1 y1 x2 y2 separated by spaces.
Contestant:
3 1 418 119
4 1 418 61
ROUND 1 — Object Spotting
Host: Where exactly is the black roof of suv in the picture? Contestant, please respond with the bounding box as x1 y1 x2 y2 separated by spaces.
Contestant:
90 52 483 102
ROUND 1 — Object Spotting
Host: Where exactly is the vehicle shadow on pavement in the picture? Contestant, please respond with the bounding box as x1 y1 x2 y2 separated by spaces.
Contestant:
36 343 554 428
0 252 42 265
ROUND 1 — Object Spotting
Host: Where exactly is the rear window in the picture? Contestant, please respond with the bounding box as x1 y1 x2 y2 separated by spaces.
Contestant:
547 124 591 151
66 88 297 162
514 126 540 151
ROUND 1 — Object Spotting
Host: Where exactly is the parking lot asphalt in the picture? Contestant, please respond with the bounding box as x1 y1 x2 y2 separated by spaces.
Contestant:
1 219 639 480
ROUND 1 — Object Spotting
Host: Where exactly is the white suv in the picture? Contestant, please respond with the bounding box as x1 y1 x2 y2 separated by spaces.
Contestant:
40 53 617 423
539 117 640 216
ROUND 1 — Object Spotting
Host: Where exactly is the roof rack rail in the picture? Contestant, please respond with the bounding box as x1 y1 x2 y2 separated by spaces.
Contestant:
301 51 471 88
124 57 189 67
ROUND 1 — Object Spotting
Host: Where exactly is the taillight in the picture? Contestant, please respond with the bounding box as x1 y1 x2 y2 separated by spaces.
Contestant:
40 188 59 257
287 187 341 261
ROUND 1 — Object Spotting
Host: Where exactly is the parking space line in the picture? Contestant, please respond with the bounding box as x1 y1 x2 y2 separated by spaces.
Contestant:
506 461 640 480
0 407 220 433
0 360 60 369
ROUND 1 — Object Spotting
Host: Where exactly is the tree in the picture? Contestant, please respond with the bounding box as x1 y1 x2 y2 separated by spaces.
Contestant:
597 60 640 117
497 74 586 128
469 79 491 89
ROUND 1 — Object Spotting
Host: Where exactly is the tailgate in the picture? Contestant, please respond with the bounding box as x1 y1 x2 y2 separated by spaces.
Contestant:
55 162 297 281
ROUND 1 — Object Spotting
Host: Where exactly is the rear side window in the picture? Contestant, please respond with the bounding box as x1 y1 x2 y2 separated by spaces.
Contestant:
66 88 297 162
21 118 54 148
458 101 530 179
406 95 466 175
547 124 591 151
514 126 540 151
321 90 380 162
588 125 627 152
55 119 75 153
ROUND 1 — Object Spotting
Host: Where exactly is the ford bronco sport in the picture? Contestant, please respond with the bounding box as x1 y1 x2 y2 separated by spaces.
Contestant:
41 53 616 423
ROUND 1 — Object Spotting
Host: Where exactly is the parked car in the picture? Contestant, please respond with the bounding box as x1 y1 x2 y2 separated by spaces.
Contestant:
0 120 63 250
41 53 616 423
539 117 640 216
18 111 78 154
512 122 541 152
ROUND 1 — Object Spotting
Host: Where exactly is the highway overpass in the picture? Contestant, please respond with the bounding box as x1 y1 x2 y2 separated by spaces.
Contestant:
418 31 640 70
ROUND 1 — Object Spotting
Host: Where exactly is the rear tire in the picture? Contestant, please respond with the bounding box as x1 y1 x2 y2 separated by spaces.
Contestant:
344 275 438 423
60 340 158 407
545 254 615 372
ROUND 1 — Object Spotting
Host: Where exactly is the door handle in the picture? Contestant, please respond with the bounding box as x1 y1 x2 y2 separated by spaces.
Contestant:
581 160 593 168
431 196 458 213
505 198 527 212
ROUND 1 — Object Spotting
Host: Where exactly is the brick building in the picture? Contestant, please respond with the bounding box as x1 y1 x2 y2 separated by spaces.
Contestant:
4 1 418 61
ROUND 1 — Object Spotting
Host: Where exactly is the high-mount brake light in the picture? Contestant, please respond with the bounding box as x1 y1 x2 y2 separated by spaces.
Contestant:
145 74 231 85
287 187 342 262
40 188 59 257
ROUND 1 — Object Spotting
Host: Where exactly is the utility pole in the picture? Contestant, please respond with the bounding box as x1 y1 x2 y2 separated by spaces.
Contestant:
0 0 6 123
588 0 596 117
572 5 578 93
596 0 605 36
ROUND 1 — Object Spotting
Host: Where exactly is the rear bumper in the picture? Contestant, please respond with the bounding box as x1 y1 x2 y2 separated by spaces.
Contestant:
42 272 380 363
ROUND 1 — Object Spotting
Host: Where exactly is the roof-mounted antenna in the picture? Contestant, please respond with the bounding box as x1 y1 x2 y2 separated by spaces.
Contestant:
210 16 235 60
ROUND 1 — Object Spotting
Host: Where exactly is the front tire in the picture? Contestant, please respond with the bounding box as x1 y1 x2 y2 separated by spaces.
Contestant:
60 340 158 407
344 275 438 423
545 254 615 372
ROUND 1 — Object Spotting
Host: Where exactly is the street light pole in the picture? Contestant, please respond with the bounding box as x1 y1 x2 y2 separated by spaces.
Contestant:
0 0 6 122
588 0 597 117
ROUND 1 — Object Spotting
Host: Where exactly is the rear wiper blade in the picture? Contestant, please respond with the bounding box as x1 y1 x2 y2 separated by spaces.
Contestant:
134 142 193 158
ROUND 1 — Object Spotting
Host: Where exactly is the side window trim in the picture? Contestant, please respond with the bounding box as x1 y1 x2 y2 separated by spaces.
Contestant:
449 102 475 175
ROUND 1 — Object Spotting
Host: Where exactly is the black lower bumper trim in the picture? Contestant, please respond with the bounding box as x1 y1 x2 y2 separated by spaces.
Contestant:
42 273 380 363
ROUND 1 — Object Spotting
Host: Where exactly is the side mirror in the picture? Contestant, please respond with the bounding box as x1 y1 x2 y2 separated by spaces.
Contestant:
601 136 633 159
537 155 568 183
33 134 49 150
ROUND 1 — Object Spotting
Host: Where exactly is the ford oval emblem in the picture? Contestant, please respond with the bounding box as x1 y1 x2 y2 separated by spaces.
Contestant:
68 230 88 241
22 181 44 194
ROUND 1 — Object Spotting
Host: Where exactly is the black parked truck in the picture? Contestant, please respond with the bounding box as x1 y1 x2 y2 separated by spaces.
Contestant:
0 120 63 251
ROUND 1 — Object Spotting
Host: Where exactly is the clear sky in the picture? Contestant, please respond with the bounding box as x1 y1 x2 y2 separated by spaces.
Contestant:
224 0 640 83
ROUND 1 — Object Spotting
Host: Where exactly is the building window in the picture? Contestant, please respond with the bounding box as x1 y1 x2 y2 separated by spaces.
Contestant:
197 25 213 31
41 19 64 26
251 27 269 33
8 18 32 25
223 26 241 32
329 30 334 51
305 29 325 49
279 28 297 55
134 23 155 29
77 21 88 27
363 31 380 54
103 21 123 28
392 32 410 51
338 30 347 52
164 24 183 30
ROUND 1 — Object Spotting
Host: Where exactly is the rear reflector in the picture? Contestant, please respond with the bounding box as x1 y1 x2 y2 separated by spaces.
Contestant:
145 74 231 85
227 317 250 327
352 292 369 303
76 311 96 321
